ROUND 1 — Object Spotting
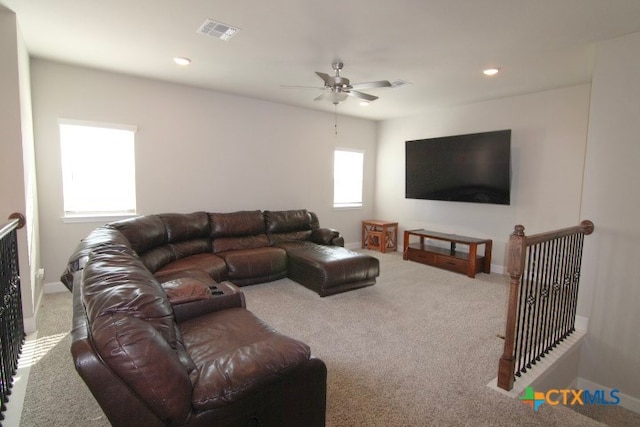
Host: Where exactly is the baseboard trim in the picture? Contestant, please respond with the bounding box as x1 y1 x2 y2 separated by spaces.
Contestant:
44 281 68 294
23 314 37 334
491 263 505 274
576 377 640 415
346 241 364 250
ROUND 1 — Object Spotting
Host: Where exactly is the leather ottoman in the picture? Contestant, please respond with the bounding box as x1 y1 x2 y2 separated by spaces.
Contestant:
283 244 379 297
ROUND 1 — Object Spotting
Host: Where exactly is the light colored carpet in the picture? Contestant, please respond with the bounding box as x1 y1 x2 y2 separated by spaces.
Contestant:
20 250 640 426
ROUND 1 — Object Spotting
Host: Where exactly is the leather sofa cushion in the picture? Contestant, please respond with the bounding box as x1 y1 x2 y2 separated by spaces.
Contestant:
209 210 265 238
180 308 311 410
155 253 228 282
91 313 193 423
171 238 211 258
264 209 311 233
268 230 313 245
217 247 287 280
141 245 175 272
114 213 213 273
82 246 175 340
212 234 270 253
159 212 210 242
110 215 168 254
142 239 213 273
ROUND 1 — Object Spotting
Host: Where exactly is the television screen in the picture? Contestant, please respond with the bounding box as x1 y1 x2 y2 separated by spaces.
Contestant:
405 129 511 205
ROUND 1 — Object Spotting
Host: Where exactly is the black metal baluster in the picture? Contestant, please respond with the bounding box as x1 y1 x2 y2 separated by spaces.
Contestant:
566 233 582 334
562 234 574 337
568 234 585 331
513 271 524 378
0 235 10 422
545 238 559 354
557 237 570 343
529 244 544 365
516 247 533 375
535 240 550 361
523 245 537 371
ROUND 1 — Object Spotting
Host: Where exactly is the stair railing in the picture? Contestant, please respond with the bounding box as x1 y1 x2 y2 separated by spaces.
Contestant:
497 220 594 391
0 213 26 424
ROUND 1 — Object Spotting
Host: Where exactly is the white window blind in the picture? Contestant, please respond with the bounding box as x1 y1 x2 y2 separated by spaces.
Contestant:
59 120 137 217
333 149 364 208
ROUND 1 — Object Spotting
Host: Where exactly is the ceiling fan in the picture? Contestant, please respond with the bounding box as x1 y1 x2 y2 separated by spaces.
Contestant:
286 61 392 105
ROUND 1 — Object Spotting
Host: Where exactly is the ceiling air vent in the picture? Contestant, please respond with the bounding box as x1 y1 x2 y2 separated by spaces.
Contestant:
197 19 239 41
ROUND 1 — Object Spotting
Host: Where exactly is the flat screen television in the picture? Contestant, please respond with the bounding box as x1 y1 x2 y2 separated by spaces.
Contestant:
405 129 511 205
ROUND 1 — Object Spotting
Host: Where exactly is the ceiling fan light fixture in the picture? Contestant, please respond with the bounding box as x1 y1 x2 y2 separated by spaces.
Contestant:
331 92 349 104
483 68 500 76
360 101 370 107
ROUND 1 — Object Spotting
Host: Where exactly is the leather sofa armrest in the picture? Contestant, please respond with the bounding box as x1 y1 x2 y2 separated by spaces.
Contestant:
331 236 345 247
173 281 246 323
311 228 341 245
161 279 213 305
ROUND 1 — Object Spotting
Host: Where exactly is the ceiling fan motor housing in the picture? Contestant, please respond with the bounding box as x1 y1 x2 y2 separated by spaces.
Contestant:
331 76 350 90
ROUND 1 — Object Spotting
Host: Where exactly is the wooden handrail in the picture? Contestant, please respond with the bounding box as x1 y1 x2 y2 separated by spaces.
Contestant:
524 220 594 246
0 212 25 240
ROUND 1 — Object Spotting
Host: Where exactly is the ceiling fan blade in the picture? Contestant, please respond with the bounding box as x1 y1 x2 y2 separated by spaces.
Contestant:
315 72 333 86
347 90 378 101
350 80 392 90
280 85 324 90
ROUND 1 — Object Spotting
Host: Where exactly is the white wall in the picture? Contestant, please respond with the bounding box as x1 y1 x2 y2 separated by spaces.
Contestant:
578 31 640 403
0 6 38 332
31 59 377 285
375 85 591 269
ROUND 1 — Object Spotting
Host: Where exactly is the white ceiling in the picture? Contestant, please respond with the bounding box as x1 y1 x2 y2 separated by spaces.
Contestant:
3 0 640 120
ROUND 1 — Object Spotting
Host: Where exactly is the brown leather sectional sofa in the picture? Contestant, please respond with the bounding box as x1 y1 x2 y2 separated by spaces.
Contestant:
62 209 379 426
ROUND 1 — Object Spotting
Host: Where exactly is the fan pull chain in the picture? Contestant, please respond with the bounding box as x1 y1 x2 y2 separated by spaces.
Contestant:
334 104 338 136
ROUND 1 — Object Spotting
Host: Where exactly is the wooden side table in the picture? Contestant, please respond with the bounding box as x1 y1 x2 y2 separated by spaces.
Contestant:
362 220 398 253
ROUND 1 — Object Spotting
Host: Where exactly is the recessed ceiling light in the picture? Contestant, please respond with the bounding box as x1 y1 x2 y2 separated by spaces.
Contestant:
483 68 500 76
174 57 191 66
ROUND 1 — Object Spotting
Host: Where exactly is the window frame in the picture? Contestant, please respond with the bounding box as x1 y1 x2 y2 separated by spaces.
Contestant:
333 148 365 210
59 119 138 222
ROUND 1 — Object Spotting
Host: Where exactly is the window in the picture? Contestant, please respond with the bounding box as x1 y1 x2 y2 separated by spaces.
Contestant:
59 120 137 218
333 149 364 208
